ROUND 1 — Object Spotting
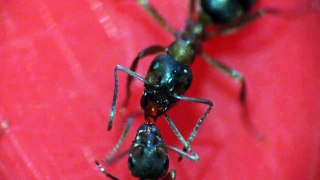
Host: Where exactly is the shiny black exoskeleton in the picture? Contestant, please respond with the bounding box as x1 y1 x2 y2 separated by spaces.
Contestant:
201 0 255 24
99 0 271 179
96 121 176 180
129 123 169 179
141 53 193 120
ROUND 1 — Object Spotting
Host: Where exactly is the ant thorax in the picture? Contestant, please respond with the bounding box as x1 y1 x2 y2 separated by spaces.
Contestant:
141 53 193 119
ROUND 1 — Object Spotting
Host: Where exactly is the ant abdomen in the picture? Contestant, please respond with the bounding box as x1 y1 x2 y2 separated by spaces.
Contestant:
201 0 255 24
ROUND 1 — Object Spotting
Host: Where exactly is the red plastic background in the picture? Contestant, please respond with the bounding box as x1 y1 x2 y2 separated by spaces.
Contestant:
0 0 320 179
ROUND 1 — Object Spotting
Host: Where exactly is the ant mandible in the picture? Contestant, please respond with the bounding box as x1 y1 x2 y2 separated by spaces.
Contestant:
96 0 275 179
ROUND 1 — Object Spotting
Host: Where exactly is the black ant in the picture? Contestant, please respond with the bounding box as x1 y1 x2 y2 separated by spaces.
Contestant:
96 0 276 179
96 113 195 179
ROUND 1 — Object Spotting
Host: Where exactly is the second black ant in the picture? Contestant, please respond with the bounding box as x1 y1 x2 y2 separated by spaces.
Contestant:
96 113 190 179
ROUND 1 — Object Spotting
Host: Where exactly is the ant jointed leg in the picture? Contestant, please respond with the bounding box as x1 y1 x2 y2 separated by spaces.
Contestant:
97 0 279 178
134 0 276 160
108 64 212 160
97 112 189 179
95 160 119 180
122 45 166 108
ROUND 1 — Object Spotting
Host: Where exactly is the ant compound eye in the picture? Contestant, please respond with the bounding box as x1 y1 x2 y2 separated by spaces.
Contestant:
132 146 144 159
156 146 167 159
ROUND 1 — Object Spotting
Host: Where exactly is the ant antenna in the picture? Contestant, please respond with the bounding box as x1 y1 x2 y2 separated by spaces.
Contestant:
95 160 118 180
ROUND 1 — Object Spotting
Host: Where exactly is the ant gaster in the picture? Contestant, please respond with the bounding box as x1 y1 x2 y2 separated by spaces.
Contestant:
96 0 275 179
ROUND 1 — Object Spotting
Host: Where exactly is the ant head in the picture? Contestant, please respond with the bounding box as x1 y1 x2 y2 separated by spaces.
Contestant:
128 123 169 179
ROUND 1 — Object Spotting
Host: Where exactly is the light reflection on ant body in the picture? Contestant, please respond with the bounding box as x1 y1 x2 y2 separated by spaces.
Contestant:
96 0 275 179
96 116 179 180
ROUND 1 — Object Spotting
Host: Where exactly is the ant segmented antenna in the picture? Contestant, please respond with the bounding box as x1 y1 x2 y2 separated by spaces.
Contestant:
95 160 118 180
99 115 181 179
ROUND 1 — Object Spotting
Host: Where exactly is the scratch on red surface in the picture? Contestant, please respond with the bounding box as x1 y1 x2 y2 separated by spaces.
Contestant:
6 133 43 179
82 146 98 171
42 147 64 180
86 0 119 38
36 0 96 96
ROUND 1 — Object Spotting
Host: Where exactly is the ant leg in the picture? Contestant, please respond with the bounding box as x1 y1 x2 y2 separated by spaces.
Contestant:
105 111 143 163
137 0 177 35
165 144 199 162
205 8 277 38
164 114 191 152
201 53 265 140
164 95 212 161
201 53 246 102
123 45 166 108
104 116 134 163
94 160 119 180
172 95 213 161
163 169 176 180
108 65 153 131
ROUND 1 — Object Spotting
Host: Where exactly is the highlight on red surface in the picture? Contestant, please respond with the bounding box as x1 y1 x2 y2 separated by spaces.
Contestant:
0 0 320 179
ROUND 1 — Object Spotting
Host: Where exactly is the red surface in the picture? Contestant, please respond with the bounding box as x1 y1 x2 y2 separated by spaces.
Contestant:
0 0 320 179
